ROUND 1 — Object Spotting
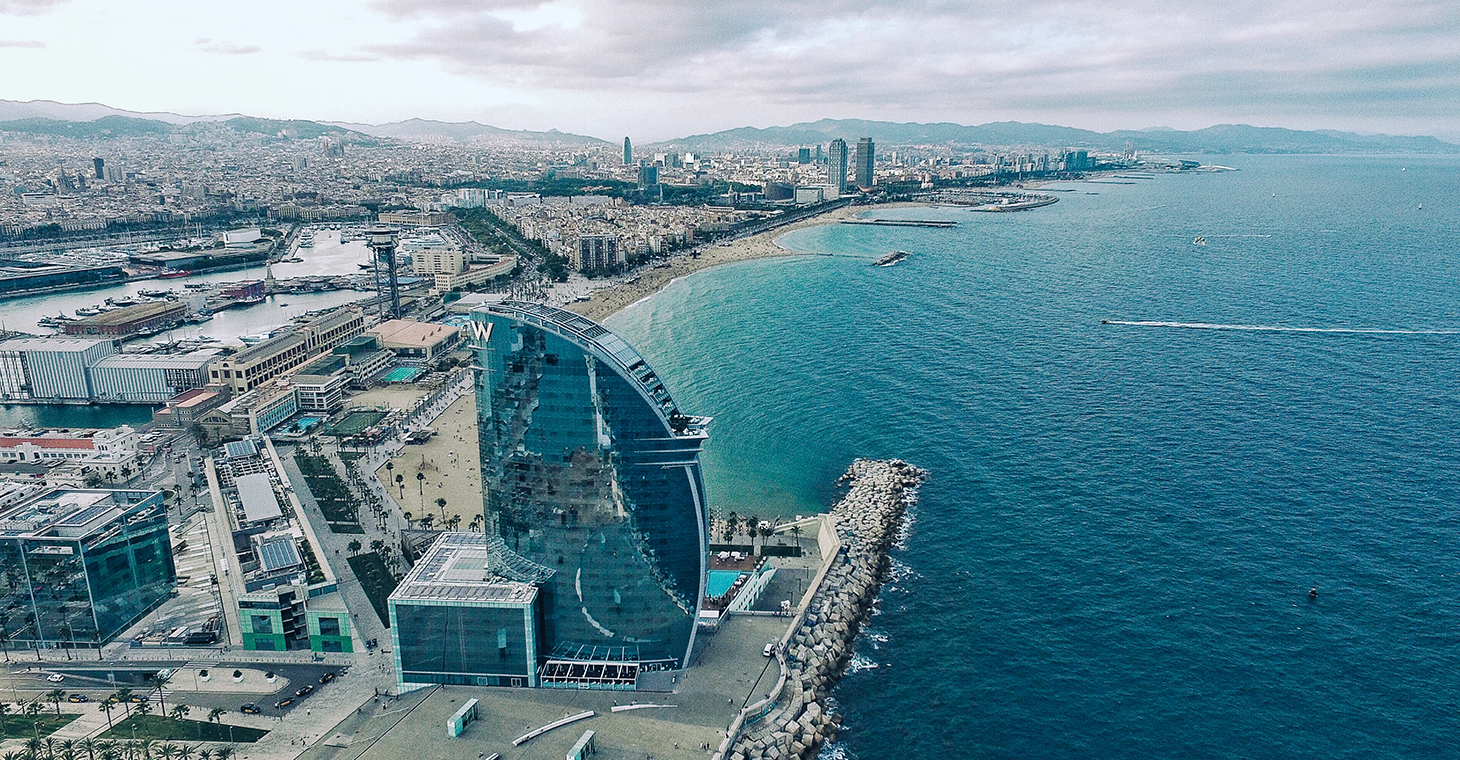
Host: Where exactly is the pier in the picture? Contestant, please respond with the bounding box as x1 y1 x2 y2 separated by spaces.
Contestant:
717 458 928 760
840 218 957 228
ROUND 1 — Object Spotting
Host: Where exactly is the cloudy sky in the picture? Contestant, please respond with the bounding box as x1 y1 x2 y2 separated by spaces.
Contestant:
1 0 1457 141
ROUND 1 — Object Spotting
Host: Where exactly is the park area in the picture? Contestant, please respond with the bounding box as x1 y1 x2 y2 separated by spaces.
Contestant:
293 452 364 533
99 714 269 743
347 551 399 626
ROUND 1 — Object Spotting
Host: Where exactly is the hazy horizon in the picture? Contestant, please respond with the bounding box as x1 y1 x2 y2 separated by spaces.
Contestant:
2 0 1458 142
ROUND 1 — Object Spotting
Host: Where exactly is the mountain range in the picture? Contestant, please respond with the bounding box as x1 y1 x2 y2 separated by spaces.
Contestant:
652 118 1459 154
0 99 1454 154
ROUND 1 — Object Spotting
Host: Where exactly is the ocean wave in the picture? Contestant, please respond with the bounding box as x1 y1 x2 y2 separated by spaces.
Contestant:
818 741 852 760
847 653 880 674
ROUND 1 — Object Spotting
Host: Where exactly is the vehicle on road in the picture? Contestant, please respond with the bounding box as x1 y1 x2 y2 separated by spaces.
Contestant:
240 703 261 714
67 694 88 703
274 698 295 709
318 672 336 684
763 642 777 657
46 674 64 683
295 684 314 698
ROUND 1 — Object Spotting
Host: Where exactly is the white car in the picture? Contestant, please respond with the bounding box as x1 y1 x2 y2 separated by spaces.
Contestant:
763 643 776 658
46 674 64 683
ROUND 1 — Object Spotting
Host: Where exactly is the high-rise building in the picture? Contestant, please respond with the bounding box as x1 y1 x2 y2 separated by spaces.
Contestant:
827 138 848 193
637 164 659 191
623 137 632 165
854 137 875 189
797 147 811 164
574 234 620 272
93 158 104 180
470 301 709 686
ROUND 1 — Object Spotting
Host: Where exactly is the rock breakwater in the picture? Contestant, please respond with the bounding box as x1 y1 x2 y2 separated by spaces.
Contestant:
723 458 927 760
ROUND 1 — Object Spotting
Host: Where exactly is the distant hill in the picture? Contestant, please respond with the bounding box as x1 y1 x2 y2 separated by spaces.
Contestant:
327 118 610 146
654 119 1459 154
223 117 364 139
0 115 172 138
0 99 239 124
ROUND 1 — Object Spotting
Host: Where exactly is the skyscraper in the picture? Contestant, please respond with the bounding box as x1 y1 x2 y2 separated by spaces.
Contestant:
93 158 104 180
623 137 632 165
854 137 875 189
828 138 848 193
471 302 710 681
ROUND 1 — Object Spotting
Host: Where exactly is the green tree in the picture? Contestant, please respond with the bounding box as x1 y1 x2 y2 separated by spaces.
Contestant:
435 497 447 520
0 700 10 736
346 540 362 556
169 703 190 725
45 689 65 718
132 700 152 719
112 689 133 719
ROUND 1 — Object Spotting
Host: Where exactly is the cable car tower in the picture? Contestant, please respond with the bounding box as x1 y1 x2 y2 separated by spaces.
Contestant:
367 226 402 319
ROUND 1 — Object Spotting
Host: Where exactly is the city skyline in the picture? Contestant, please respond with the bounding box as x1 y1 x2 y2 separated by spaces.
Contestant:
1 0 1457 142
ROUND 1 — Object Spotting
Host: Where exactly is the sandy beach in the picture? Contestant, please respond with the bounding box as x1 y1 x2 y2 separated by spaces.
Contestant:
566 202 926 322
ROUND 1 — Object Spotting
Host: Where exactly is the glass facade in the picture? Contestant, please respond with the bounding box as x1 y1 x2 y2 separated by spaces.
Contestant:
0 489 174 651
472 302 709 670
392 602 535 685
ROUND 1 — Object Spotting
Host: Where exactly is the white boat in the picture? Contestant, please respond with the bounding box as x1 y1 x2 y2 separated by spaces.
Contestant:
239 333 272 345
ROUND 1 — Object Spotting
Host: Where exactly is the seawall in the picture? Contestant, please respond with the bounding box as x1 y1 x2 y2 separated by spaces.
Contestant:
719 458 927 760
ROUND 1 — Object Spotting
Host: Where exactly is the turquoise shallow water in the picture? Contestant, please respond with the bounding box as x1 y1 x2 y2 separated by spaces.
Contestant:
608 155 1460 758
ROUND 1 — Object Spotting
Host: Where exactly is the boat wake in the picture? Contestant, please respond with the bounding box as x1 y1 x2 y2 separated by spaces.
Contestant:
1104 320 1460 335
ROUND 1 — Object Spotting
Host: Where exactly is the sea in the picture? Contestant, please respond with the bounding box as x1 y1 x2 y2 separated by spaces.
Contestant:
606 154 1460 759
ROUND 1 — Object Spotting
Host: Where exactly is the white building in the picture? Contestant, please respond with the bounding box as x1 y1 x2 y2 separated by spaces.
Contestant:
0 426 140 479
88 351 216 403
0 338 116 402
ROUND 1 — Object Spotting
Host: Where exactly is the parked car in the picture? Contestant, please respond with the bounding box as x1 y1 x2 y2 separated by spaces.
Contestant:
318 672 336 684
240 703 261 714
273 698 295 709
294 684 314 698
67 694 88 703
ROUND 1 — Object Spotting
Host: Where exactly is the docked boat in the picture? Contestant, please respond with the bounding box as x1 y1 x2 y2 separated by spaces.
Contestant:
873 250 911 267
157 270 190 279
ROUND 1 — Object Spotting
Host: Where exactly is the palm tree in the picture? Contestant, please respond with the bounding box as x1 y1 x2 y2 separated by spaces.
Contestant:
99 700 115 731
149 672 171 719
435 497 447 520
132 700 152 719
168 704 190 727
211 747 233 760
446 514 461 532
346 540 362 556
112 690 133 719
195 750 212 760
394 474 404 498
58 738 76 760
44 689 65 718
154 743 177 760
95 740 118 760
419 514 434 530
176 745 195 760
205 708 224 727
77 738 97 760
416 471 425 500
402 511 412 528
23 738 42 760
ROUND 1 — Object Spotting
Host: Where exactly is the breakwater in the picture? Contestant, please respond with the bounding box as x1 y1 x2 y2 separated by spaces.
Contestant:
720 458 927 760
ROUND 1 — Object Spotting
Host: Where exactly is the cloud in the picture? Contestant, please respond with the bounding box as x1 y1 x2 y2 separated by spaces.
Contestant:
0 0 65 15
194 38 262 55
361 0 1460 129
300 49 381 63
0 39 44 48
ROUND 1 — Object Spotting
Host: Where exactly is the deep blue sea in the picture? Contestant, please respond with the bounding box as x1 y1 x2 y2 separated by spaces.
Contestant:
608 155 1460 759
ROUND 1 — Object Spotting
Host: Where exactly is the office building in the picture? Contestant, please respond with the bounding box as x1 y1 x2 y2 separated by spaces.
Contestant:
854 137 875 189
827 139 848 194
389 532 541 690
637 164 659 191
207 309 363 394
430 257 517 295
411 245 466 276
0 427 139 480
623 137 632 165
93 158 104 180
0 488 173 650
377 211 450 227
0 338 116 402
797 147 811 164
470 301 709 687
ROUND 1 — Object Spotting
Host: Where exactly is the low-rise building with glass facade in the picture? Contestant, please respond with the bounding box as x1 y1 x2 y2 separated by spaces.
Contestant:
469 301 709 687
0 488 173 652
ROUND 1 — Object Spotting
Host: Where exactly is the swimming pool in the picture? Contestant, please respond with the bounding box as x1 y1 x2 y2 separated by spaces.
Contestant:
382 366 424 383
706 570 744 598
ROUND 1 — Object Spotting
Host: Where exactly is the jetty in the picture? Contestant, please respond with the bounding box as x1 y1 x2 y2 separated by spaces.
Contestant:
840 219 957 228
717 458 928 760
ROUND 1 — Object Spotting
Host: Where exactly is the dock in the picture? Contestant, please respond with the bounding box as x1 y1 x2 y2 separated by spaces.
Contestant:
840 219 957 228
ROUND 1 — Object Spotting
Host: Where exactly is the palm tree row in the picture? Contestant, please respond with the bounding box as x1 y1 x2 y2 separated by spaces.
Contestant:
1 736 238 760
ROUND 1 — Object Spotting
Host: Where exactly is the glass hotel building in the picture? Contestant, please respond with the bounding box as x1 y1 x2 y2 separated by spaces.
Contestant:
390 302 709 690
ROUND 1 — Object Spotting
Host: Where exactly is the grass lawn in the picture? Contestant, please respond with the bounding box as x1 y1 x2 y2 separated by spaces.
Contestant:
99 715 269 743
0 713 80 738
347 551 398 627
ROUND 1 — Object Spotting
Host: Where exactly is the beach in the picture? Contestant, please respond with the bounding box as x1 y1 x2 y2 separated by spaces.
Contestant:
566 202 925 322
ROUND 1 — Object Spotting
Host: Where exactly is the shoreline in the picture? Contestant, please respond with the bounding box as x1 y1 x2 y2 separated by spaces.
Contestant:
566 202 928 323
